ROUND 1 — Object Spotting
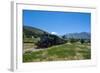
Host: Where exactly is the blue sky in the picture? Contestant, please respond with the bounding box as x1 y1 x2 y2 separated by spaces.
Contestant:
23 10 91 35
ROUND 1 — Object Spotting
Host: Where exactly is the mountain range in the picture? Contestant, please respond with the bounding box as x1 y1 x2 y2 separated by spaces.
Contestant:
64 32 90 39
23 26 90 40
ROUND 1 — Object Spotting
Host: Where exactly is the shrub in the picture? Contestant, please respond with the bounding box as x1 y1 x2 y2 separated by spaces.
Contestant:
70 38 77 43
36 34 66 48
80 39 85 44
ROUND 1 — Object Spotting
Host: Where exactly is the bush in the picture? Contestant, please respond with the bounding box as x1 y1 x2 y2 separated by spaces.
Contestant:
70 38 77 43
80 39 85 44
36 34 66 48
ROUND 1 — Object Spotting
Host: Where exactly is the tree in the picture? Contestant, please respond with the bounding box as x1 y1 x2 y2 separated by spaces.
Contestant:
70 38 77 43
36 33 66 48
80 39 84 44
62 35 66 39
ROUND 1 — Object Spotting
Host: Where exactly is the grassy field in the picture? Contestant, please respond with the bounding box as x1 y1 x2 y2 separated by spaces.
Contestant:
23 42 91 62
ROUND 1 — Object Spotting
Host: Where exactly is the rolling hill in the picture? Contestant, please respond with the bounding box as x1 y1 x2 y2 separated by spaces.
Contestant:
23 26 49 38
23 25 90 45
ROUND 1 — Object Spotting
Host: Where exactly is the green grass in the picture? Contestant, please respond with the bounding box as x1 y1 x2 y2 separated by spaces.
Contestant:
23 43 91 62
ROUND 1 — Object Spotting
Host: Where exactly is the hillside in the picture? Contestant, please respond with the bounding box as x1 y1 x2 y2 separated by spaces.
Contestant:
23 26 49 38
23 43 91 62
23 26 91 62
23 26 90 48
23 26 65 45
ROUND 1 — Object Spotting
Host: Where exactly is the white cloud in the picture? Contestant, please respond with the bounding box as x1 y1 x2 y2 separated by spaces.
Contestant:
51 32 58 35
